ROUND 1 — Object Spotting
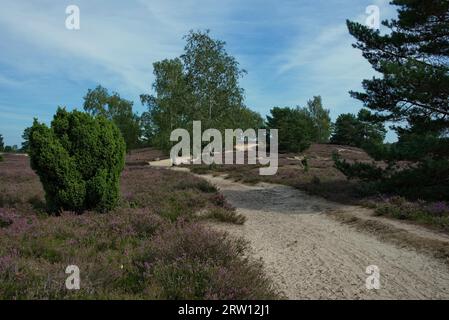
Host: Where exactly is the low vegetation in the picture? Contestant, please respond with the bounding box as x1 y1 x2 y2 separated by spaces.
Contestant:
0 153 278 299
189 144 368 204
363 196 449 232
203 207 246 225
189 143 449 234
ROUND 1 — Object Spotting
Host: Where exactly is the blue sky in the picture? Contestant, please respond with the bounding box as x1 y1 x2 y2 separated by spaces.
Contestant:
0 0 396 146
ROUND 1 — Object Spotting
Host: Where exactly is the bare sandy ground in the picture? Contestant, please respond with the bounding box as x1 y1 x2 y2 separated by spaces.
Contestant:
197 174 449 300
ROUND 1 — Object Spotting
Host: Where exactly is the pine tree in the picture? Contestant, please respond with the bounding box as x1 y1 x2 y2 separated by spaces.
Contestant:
335 0 449 200
347 0 449 126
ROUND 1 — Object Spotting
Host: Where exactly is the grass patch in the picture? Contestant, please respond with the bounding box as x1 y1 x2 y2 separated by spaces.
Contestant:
203 207 246 225
175 179 218 193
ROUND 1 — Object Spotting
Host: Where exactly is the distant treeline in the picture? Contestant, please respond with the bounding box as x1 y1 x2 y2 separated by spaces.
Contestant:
4 0 448 201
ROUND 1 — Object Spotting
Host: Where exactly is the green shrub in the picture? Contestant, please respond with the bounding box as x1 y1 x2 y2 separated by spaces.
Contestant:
333 152 449 201
29 108 126 213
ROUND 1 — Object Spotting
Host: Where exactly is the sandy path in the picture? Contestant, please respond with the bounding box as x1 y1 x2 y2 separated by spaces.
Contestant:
198 174 449 300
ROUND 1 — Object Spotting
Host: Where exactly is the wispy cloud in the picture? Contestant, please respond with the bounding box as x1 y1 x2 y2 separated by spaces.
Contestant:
0 0 399 145
0 1 173 94
269 0 396 117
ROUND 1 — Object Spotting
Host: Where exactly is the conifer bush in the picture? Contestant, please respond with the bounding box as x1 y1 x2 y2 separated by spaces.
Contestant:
29 108 125 213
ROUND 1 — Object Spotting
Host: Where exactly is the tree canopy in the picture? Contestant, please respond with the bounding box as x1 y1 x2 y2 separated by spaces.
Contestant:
331 109 386 148
141 30 263 151
305 96 332 143
21 127 31 152
347 0 449 125
84 86 141 151
335 0 449 200
266 106 315 153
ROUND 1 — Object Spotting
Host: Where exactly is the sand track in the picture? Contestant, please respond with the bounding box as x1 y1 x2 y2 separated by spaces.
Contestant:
199 174 449 299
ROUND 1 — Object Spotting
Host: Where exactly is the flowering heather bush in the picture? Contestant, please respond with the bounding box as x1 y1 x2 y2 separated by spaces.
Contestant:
369 196 449 232
120 165 238 222
0 210 276 299
0 152 275 299
138 220 277 299
0 250 18 274
0 208 37 236
0 155 44 212
426 202 449 217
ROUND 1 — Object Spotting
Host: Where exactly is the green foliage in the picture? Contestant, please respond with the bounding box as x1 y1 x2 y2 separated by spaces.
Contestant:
387 116 449 162
331 113 358 146
382 159 449 200
21 126 31 152
266 106 315 153
333 152 385 181
266 98 334 153
370 197 449 232
141 30 263 151
83 86 141 151
140 58 193 151
347 0 449 123
333 153 449 201
330 110 386 149
3 145 18 153
305 96 332 143
336 0 449 201
181 30 247 127
28 108 126 213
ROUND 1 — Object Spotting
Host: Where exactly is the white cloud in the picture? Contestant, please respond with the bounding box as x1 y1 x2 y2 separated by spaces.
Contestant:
276 24 349 74
0 0 400 144
0 1 189 96
271 0 396 117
